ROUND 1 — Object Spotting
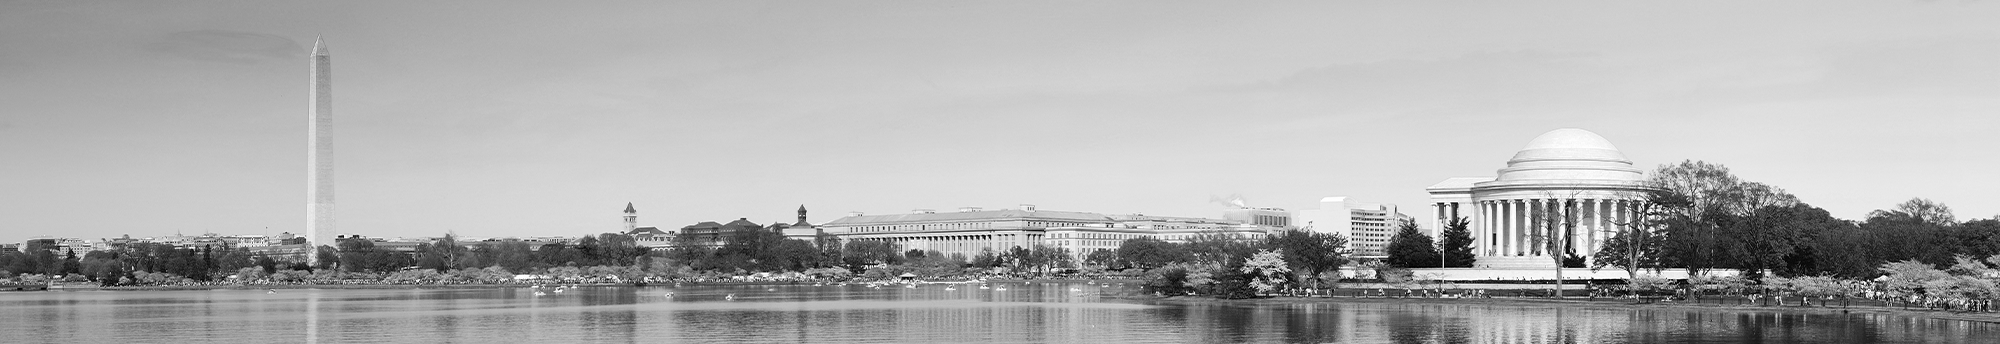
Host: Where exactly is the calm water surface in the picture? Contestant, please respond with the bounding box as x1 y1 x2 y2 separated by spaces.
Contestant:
2 282 1994 343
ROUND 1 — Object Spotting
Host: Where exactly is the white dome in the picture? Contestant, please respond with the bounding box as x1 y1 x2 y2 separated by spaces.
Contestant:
1491 128 1643 183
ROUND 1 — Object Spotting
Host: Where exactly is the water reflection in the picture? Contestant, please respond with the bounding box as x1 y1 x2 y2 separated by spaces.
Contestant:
0 284 1995 343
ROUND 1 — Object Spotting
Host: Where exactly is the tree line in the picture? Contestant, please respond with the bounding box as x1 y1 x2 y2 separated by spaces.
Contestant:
1590 160 2000 280
1 242 268 286
656 224 1097 277
1108 230 1350 298
315 233 654 274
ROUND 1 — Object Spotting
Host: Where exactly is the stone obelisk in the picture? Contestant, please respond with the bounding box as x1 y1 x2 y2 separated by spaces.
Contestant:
307 37 334 264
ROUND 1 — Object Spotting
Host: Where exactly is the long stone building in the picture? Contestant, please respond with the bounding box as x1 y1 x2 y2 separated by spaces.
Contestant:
1426 128 1656 269
818 204 1280 263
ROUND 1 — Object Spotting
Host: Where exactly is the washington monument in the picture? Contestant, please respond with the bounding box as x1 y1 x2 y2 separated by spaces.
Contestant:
307 37 333 263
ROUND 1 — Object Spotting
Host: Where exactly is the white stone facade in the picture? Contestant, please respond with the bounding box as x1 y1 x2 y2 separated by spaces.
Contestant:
307 38 335 262
1427 128 1656 268
1292 197 1408 259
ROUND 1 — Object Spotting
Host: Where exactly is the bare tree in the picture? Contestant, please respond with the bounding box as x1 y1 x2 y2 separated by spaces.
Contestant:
1526 188 1598 299
1602 187 1672 299
1652 160 1800 219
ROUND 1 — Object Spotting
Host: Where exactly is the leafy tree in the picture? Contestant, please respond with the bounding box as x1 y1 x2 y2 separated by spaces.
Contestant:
1384 220 1440 268
1004 246 1031 268
1721 204 1843 279
1262 229 1347 289
841 240 902 267
1184 231 1257 265
255 255 279 275
1862 203 1959 267
1644 161 1803 275
1799 222 1876 278
414 243 445 272
61 249 80 276
431 234 471 270
709 227 798 271
314 245 341 270
574 236 604 265
589 233 650 266
1144 265 1193 295
79 257 126 285
537 243 584 268
1593 222 1667 272
1114 237 1190 270
1083 249 1118 269
32 250 60 276
1026 245 1072 271
970 248 1000 268
1435 216 1475 267
1869 198 1956 227
661 235 714 268
772 239 819 271
490 240 536 272
1956 219 2000 260
337 238 382 272
812 232 844 268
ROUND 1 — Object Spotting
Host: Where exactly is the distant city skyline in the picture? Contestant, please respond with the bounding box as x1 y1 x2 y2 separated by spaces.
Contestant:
4 2 1999 242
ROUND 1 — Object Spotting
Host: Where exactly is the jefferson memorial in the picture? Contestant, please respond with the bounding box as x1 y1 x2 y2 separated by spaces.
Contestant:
1426 128 1656 269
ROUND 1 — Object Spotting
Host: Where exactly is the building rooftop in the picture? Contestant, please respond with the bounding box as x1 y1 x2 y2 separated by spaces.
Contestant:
823 209 1114 226
1426 177 1494 191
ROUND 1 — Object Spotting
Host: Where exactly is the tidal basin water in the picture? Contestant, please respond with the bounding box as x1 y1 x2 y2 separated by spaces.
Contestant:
3 282 1996 343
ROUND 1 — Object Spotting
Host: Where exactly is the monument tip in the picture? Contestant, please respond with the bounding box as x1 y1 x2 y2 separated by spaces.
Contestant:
312 36 327 56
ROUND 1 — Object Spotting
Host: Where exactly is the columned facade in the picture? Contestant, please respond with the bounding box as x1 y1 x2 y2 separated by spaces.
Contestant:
1427 128 1655 269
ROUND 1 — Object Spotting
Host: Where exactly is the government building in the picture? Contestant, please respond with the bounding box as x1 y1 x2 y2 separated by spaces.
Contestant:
1426 128 1655 269
1292 197 1411 259
818 204 1282 264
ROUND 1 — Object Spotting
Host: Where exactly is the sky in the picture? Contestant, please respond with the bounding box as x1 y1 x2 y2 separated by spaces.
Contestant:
3 1 1998 242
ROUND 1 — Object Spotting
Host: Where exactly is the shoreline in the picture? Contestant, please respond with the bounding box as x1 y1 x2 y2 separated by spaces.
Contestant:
46 282 2000 324
97 284 548 291
1133 295 2000 324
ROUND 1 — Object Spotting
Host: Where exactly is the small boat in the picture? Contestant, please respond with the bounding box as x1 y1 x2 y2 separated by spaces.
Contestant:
724 294 736 301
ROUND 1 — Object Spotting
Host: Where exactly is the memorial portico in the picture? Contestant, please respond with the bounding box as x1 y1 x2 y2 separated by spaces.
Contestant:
1427 128 1656 269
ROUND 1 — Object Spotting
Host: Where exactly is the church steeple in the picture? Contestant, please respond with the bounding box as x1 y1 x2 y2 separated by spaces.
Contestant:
795 205 809 226
622 202 638 232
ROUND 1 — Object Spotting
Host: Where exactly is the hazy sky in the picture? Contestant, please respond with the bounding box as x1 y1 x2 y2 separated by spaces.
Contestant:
4 1 1998 242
